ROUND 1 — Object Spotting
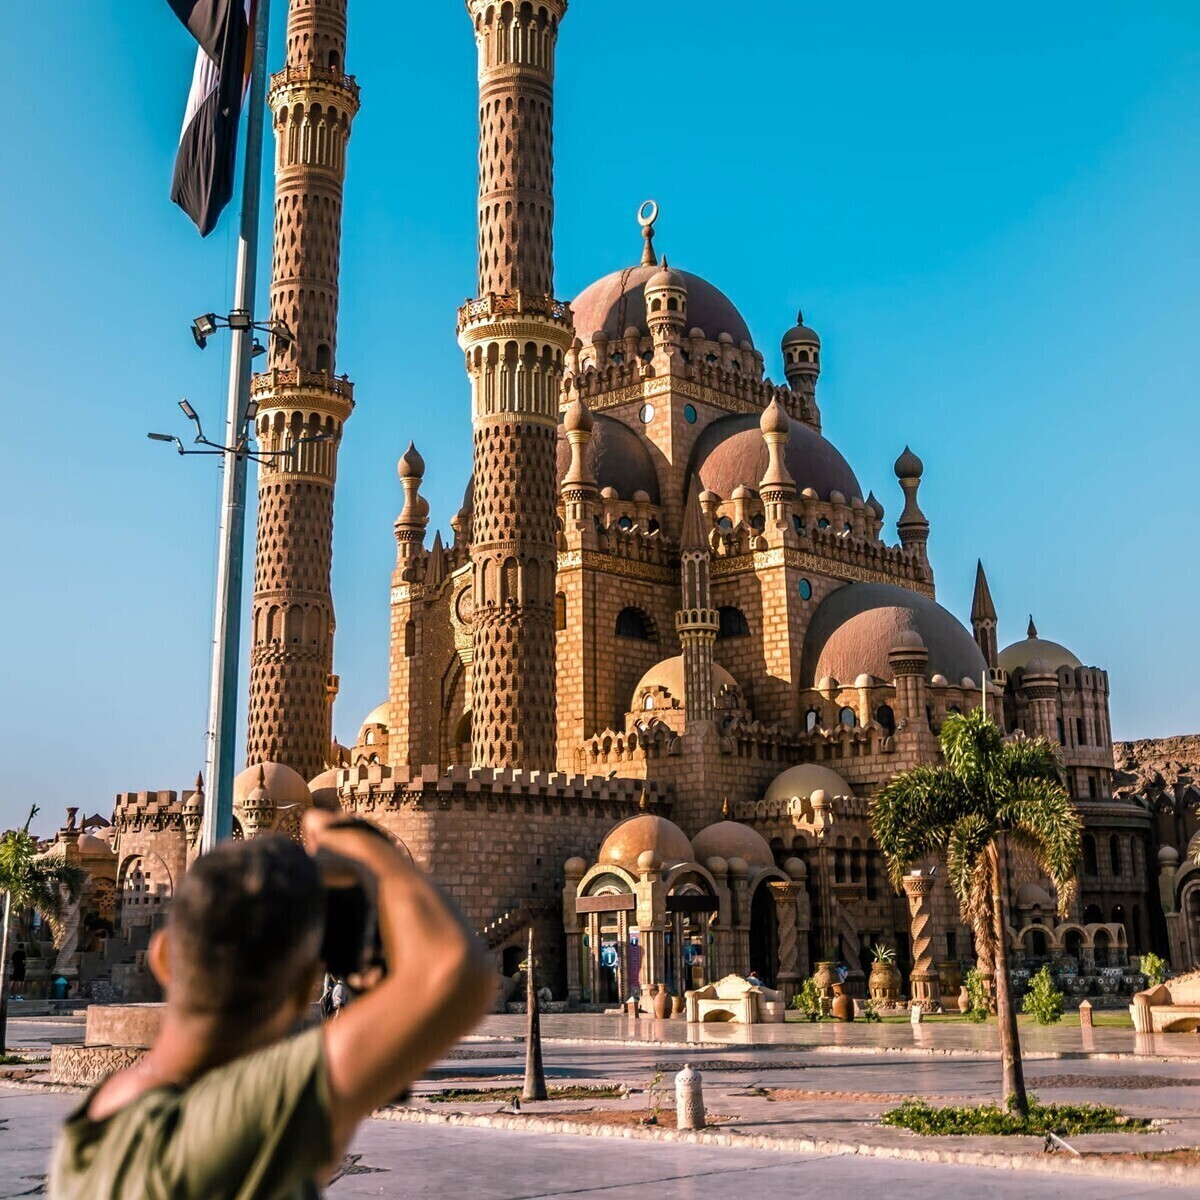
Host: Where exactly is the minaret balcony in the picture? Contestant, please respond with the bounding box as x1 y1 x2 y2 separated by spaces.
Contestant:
456 290 573 340
251 367 355 423
269 66 361 112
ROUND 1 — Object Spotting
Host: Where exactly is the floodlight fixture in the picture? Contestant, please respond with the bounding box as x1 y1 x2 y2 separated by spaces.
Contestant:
251 338 266 358
147 432 175 442
179 398 198 421
227 309 253 332
244 399 260 421
192 313 219 349
268 320 297 347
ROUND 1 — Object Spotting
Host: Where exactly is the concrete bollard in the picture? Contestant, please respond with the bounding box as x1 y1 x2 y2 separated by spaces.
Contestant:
910 1004 923 1025
675 1063 706 1130
1078 998 1093 1029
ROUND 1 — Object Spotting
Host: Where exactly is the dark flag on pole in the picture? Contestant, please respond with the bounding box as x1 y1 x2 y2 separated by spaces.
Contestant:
167 1 254 236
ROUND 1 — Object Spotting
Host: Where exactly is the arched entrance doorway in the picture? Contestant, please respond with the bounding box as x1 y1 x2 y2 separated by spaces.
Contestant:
749 880 778 985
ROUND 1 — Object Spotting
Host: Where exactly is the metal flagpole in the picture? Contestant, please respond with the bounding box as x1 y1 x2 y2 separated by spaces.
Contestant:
201 0 272 853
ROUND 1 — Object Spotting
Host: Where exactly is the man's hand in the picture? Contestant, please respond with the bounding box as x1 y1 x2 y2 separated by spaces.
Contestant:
302 810 496 1161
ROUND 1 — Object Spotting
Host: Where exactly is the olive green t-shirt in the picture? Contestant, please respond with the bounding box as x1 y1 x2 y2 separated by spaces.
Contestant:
50 1025 332 1200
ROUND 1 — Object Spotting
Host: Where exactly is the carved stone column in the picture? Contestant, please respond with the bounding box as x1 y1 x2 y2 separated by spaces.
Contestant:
768 880 804 1003
902 873 942 1011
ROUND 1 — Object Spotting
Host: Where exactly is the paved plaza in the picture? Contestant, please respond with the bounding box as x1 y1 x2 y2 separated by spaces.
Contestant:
3 1013 1199 1194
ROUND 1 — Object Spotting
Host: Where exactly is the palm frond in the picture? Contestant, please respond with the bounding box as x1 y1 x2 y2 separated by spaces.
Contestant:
939 708 1003 795
871 765 966 888
944 813 995 908
1002 778 1082 916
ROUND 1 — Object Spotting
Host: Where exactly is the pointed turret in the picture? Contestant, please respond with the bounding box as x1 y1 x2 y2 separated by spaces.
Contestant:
971 560 999 668
894 445 929 564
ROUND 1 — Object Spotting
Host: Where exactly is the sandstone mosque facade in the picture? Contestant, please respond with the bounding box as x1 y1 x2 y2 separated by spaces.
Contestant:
30 0 1200 1003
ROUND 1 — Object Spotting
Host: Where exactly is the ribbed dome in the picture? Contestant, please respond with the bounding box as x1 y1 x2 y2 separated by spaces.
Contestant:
633 655 738 710
307 769 342 813
555 412 661 504
802 583 986 687
998 636 1082 673
572 265 753 348
600 813 694 873
233 763 312 808
765 763 854 802
692 820 774 867
688 411 861 502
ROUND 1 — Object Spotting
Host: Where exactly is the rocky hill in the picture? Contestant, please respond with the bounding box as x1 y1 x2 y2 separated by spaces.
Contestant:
1112 735 1200 797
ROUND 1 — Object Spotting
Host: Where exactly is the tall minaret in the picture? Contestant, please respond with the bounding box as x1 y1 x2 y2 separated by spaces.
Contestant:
245 0 359 780
971 559 999 669
458 1 572 772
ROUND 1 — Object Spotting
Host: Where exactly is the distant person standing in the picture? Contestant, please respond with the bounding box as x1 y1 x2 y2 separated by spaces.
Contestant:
9 944 26 1000
329 977 349 1017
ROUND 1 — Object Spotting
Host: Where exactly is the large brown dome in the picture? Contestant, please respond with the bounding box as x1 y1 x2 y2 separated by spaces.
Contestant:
555 412 661 504
801 583 986 686
572 265 754 349
689 412 861 502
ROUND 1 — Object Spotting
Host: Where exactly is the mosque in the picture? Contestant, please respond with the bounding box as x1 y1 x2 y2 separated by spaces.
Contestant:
27 0 1199 1005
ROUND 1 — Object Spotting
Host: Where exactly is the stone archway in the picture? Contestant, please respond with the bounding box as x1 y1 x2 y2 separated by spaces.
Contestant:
749 879 778 986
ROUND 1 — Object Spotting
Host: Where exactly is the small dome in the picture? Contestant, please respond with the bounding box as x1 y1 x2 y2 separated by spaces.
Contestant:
599 813 693 874
646 260 686 291
233 762 312 808
555 412 661 504
782 309 821 347
930 673 950 688
759 398 790 435
688 411 861 502
998 635 1083 674
76 832 116 859
692 820 774 868
765 762 853 803
572 264 753 348
563 397 594 434
633 655 738 710
1016 882 1055 909
1024 656 1055 676
307 769 341 813
398 442 425 479
360 703 389 731
1158 845 1180 866
894 445 924 478
802 583 986 687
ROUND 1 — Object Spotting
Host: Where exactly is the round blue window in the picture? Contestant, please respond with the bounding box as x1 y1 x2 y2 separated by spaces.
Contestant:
798 578 812 601
818 518 830 530
684 403 697 424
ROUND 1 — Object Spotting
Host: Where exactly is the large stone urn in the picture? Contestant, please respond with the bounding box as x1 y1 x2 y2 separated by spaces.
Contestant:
869 960 902 1003
812 961 839 1014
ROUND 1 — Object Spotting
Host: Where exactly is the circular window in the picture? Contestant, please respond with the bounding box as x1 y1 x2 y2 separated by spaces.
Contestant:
639 403 655 424
798 578 812 601
618 515 633 530
817 518 830 530
683 403 697 424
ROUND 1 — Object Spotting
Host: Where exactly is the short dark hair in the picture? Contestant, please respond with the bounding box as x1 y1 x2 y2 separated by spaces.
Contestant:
168 835 324 1023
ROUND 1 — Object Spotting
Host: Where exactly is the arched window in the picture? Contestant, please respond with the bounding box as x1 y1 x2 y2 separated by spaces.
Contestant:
315 343 332 373
1056 717 1065 744
839 706 857 729
805 708 820 732
1076 717 1087 746
875 704 895 736
404 619 416 658
1109 834 1121 876
717 606 750 638
554 592 567 631
614 607 653 640
1082 834 1098 876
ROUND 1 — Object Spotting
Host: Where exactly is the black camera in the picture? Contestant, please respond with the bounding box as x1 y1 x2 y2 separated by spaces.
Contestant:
314 820 389 980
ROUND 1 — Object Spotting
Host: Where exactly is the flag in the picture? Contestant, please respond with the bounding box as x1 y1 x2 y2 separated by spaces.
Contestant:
167 1 254 236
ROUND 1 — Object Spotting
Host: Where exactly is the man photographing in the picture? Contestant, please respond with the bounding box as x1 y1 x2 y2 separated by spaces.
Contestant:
51 810 495 1198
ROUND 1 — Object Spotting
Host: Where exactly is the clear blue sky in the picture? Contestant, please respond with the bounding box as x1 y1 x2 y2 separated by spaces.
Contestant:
3 3 1197 835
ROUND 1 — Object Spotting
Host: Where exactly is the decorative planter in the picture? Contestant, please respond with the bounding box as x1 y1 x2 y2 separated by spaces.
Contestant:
671 993 685 1016
653 986 673 1020
957 985 971 1013
813 961 839 1012
938 960 962 997
830 982 854 1022
868 961 901 1002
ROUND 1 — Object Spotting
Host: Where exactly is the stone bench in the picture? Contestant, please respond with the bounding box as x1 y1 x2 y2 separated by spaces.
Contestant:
685 974 785 1024
1130 969 1200 1033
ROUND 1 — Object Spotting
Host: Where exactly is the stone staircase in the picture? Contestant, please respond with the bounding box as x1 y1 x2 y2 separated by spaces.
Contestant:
479 898 559 950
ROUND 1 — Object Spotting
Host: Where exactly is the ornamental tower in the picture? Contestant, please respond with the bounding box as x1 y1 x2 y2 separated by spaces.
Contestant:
245 0 360 780
458 0 572 772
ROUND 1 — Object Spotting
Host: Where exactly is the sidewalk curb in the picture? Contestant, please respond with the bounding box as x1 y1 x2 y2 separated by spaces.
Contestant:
373 1104 1195 1187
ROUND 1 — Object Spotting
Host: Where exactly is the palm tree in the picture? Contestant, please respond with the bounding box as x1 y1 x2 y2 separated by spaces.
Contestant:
0 806 88 1054
872 709 1081 1116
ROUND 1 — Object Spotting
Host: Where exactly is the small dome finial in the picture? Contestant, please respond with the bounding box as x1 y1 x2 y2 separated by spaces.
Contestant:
638 788 649 812
721 796 731 819
637 199 658 266
398 441 425 481
1028 614 1038 639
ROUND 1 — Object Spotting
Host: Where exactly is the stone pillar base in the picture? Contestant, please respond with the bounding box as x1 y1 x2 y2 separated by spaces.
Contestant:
908 971 942 1012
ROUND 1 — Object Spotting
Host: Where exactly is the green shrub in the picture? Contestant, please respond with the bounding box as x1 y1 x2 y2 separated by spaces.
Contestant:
1139 951 1167 986
791 976 823 1022
862 997 882 1023
963 966 990 1022
881 1097 1147 1136
1021 964 1064 1025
